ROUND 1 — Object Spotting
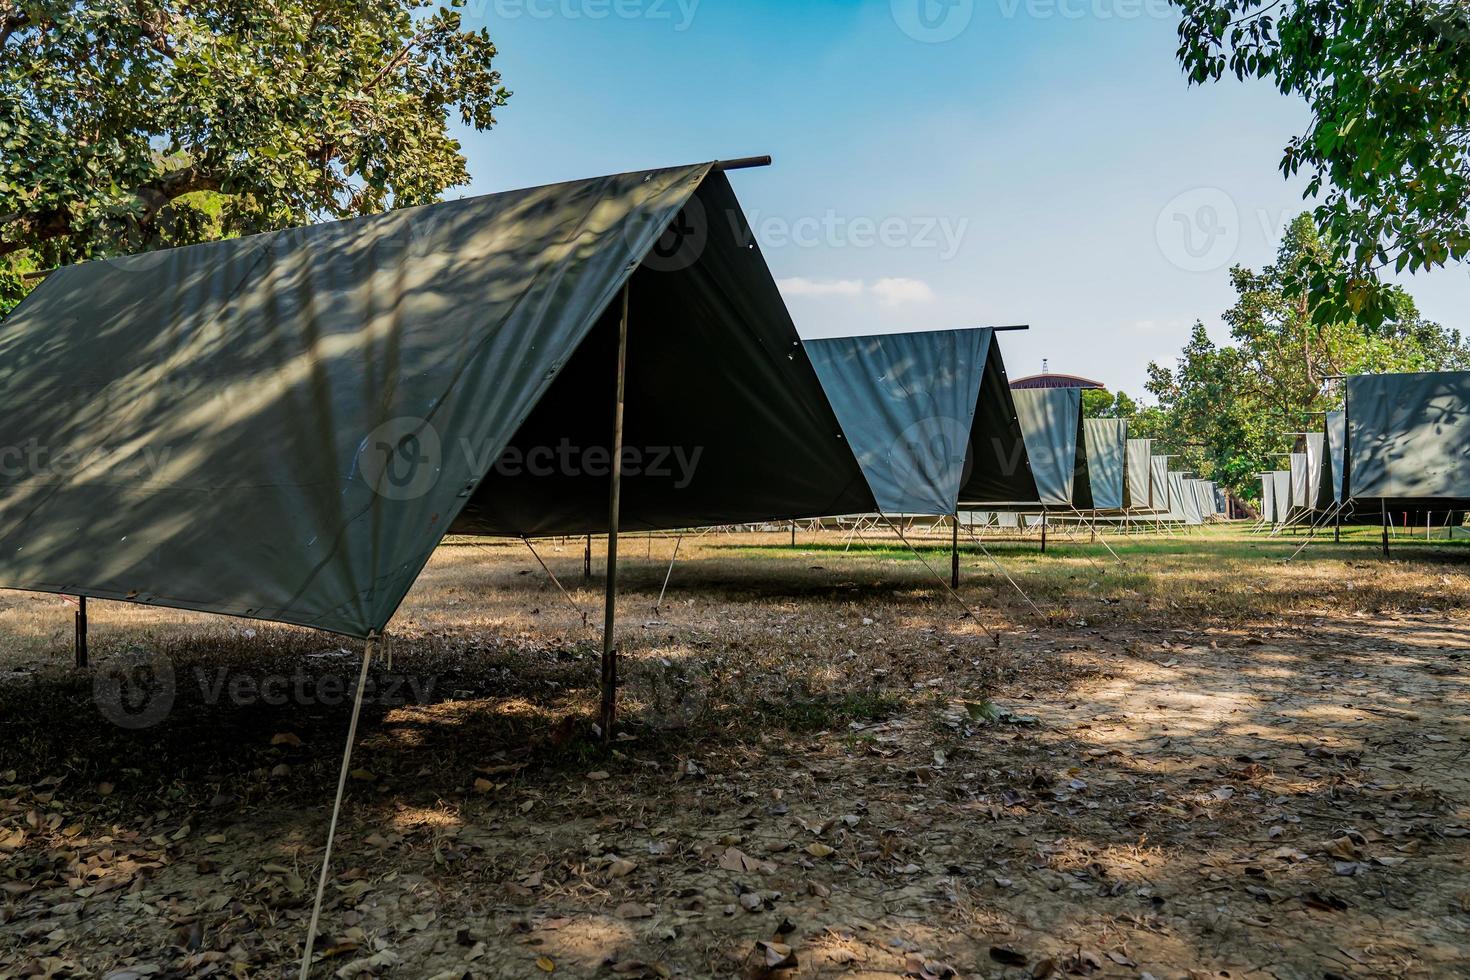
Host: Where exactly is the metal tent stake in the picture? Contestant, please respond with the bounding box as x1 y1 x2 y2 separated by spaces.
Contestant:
600 281 630 745
74 596 88 669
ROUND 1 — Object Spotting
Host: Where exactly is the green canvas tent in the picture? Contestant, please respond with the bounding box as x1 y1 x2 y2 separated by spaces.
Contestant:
1326 410 1347 506
0 162 875 639
804 327 1034 515
1082 418 1127 511
1125 438 1152 510
1007 387 1088 508
1288 453 1310 516
1271 471 1291 523
1150 456 1171 515
1345 371 1470 508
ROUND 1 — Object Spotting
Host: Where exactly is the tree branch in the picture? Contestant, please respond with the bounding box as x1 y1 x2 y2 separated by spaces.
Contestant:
0 166 223 258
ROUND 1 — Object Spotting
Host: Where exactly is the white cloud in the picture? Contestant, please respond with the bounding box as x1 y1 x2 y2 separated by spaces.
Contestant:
871 277 936 307
777 276 936 307
776 277 865 298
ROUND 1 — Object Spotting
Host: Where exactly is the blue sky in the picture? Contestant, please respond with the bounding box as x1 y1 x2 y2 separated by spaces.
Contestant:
448 0 1470 396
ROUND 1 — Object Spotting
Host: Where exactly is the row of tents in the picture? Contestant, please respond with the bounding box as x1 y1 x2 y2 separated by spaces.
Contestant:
0 160 1224 642
1256 371 1470 539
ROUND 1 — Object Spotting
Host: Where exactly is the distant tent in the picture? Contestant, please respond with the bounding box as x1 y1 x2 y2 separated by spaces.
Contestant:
1214 485 1227 516
1150 456 1171 514
1288 453 1310 514
1168 472 1196 524
806 327 1034 515
1304 432 1325 509
1272 471 1292 523
1125 438 1153 509
1082 418 1127 511
0 162 876 638
1261 474 1276 524
1345 371 1470 508
1009 387 1087 507
1326 410 1347 505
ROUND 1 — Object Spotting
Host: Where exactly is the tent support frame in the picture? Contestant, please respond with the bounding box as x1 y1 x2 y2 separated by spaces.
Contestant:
654 534 683 613
878 515 1001 644
600 281 630 745
300 633 376 980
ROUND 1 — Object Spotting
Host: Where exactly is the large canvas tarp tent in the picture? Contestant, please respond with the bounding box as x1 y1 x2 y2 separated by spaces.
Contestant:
0 162 876 639
1260 474 1276 524
805 327 1035 515
1008 387 1088 508
1125 438 1152 509
1345 371 1470 509
1082 418 1127 511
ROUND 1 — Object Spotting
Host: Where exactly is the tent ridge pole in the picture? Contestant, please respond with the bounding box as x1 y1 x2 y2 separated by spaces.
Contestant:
601 281 630 745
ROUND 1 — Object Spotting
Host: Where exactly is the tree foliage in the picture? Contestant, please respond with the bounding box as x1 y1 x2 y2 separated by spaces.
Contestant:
1172 0 1470 330
1143 214 1470 501
1081 387 1139 419
1 0 509 312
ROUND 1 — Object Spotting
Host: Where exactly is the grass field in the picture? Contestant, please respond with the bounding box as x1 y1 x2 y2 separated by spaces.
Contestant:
1 524 1468 978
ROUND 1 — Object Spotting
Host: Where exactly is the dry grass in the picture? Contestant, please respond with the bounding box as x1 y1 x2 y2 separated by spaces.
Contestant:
1 525 1469 978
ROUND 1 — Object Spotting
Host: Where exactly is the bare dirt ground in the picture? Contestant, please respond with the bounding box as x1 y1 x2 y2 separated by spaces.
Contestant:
1 526 1468 979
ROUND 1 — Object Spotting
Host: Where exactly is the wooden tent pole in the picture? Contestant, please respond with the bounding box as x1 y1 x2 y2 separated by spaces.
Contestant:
584 535 592 582
75 596 88 669
1381 499 1390 558
600 281 630 745
1040 510 1048 554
